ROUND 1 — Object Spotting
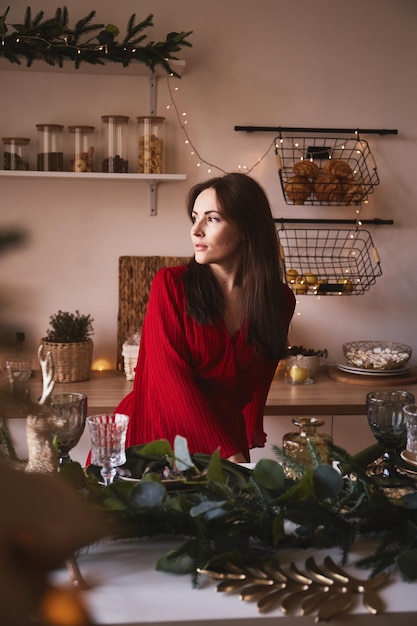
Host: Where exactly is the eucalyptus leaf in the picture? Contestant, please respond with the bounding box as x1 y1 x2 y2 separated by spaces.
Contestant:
278 469 315 502
97 30 114 46
139 439 173 456
253 458 285 490
313 464 344 500
156 548 194 575
105 23 119 38
174 435 194 471
130 481 166 507
206 448 226 484
190 500 227 519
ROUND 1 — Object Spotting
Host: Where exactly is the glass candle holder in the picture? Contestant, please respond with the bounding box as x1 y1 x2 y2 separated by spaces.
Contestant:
285 355 313 385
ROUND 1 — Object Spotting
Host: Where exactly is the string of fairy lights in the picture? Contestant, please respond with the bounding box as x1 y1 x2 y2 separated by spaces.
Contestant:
165 76 373 233
166 75 276 176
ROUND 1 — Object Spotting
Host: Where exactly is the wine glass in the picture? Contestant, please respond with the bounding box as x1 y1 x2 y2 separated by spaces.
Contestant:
49 392 88 465
87 413 129 486
366 390 415 483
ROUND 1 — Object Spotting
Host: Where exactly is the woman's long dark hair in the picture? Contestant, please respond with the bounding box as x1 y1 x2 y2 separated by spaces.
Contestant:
183 172 289 360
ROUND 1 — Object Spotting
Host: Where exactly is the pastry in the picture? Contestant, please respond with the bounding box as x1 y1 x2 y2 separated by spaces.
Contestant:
313 174 343 203
323 159 353 178
284 175 313 204
293 160 320 179
339 177 366 204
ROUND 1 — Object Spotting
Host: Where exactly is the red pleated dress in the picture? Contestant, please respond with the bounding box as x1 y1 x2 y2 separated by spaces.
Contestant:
115 265 295 459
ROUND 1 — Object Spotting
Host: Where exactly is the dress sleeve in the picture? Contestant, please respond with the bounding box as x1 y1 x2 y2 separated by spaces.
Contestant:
122 268 242 458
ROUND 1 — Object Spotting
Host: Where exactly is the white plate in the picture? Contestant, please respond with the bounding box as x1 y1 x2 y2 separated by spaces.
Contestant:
336 363 411 377
400 450 417 468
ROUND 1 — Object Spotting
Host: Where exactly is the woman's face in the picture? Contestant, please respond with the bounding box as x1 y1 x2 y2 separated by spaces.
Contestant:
190 188 243 268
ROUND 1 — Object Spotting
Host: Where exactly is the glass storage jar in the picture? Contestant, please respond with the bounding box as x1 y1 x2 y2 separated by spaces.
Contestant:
101 115 129 173
137 115 165 173
2 137 31 170
36 123 64 171
68 125 95 172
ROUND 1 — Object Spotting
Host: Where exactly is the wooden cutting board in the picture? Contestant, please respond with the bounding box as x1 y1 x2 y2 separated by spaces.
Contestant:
328 365 417 386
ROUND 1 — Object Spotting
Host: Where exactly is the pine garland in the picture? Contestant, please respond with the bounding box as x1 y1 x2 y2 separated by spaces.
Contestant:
59 440 417 584
0 6 192 76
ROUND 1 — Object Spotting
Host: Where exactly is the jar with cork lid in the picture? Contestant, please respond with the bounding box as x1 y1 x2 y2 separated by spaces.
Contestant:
36 123 64 171
68 125 95 172
137 115 165 173
101 115 129 173
2 137 31 170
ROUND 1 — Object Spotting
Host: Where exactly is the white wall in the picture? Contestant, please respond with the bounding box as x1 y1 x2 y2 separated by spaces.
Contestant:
1 0 417 375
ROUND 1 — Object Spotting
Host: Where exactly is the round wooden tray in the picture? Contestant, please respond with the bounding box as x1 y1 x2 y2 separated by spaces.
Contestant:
327 365 417 386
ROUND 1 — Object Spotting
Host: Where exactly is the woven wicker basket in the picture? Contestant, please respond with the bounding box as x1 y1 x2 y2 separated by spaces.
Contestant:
41 338 93 382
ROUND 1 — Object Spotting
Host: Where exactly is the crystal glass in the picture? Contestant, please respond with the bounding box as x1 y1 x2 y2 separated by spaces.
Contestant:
2 355 32 389
403 403 417 463
87 413 129 485
49 392 87 465
366 390 415 483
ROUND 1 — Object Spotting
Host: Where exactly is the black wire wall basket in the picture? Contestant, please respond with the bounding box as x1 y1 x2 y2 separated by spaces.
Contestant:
278 227 382 295
275 135 380 206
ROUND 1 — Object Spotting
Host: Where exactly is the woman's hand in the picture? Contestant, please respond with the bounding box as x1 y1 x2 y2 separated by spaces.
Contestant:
227 452 247 464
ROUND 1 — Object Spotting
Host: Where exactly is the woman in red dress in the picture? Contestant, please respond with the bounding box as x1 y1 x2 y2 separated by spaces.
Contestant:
115 173 295 463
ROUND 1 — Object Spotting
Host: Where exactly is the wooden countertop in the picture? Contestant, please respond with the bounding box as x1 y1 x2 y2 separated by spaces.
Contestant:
13 365 417 418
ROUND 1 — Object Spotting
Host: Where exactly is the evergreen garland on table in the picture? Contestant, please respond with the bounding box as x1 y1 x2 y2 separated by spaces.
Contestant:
0 6 192 76
59 438 417 585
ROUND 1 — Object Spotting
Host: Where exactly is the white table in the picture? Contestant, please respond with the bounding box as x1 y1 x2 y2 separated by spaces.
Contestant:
50 538 417 625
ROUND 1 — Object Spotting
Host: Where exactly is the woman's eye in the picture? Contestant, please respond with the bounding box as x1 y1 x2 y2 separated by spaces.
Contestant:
208 216 219 223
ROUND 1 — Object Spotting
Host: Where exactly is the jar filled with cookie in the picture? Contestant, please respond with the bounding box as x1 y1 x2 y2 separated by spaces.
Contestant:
101 115 129 173
137 115 165 174
68 125 95 172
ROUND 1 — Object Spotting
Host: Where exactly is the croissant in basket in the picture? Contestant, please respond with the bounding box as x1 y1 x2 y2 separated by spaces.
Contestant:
323 159 353 178
313 174 343 203
293 160 320 179
339 177 367 204
284 175 313 204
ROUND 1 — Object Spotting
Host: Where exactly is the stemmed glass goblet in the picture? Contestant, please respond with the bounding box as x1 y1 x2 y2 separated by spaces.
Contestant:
87 413 129 486
366 390 415 484
49 392 88 465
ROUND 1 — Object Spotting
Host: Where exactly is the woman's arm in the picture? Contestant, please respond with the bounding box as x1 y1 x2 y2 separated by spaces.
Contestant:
126 268 242 458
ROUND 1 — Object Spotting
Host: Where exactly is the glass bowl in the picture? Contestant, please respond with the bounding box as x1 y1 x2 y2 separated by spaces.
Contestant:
343 340 412 370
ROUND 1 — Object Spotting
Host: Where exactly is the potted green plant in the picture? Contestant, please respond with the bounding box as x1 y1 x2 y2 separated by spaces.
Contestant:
41 310 94 382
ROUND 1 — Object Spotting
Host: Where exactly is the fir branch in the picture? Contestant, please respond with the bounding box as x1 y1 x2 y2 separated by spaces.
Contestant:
0 6 192 75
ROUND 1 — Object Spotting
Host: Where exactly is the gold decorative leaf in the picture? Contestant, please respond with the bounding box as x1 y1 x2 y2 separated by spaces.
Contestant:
198 554 390 621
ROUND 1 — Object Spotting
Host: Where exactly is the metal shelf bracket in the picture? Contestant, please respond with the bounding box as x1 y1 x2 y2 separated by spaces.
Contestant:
149 181 158 216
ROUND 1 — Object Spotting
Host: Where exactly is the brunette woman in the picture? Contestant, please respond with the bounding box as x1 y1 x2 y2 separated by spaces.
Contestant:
115 172 295 462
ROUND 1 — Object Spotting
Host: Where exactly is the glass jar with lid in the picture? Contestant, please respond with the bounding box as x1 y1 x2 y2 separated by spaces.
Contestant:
2 137 31 171
36 123 64 171
137 115 165 173
282 417 333 478
67 125 95 172
101 115 129 173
